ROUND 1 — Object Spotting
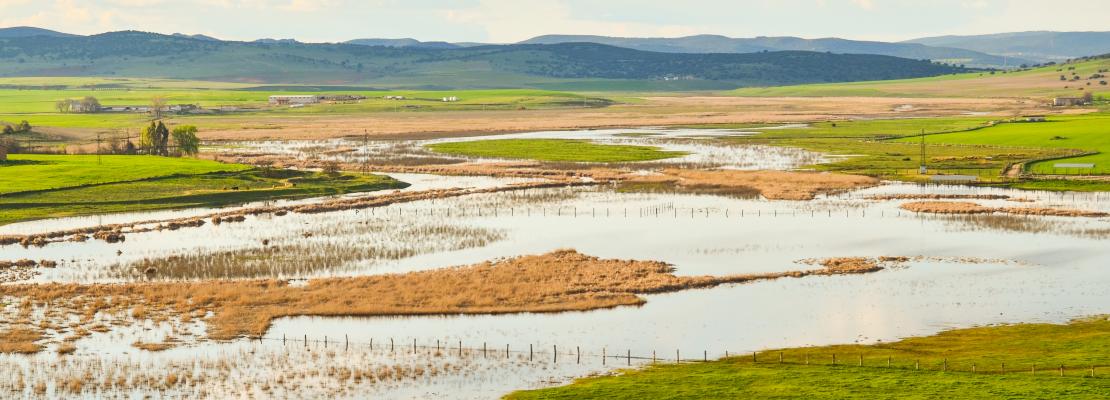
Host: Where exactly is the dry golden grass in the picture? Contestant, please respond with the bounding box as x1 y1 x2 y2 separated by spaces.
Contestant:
4 250 890 349
901 201 1108 217
638 169 880 200
132 340 177 352
0 328 43 354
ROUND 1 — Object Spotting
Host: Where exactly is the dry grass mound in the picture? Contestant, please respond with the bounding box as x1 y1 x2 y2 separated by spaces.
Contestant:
639 169 880 200
0 328 43 354
901 201 1108 217
3 250 890 350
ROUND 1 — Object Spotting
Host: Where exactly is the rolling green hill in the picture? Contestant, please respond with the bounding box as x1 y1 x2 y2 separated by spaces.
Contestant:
0 31 970 89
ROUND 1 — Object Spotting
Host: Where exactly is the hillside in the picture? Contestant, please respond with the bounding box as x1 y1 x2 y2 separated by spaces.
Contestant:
0 31 969 89
729 54 1110 98
907 31 1110 63
520 34 1030 69
0 26 75 38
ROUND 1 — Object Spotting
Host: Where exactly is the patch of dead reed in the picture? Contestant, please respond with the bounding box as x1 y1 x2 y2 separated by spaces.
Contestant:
2 250 888 351
901 201 1108 217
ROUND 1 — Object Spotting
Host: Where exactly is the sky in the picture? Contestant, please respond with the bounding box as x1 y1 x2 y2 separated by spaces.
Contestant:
1 0 1107 43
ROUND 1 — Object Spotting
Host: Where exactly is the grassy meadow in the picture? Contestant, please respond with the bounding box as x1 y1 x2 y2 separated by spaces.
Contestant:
892 114 1110 174
426 139 688 162
507 316 1110 399
0 154 405 225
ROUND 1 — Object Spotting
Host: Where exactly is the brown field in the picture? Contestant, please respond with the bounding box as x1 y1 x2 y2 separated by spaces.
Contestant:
0 250 900 353
186 96 1057 141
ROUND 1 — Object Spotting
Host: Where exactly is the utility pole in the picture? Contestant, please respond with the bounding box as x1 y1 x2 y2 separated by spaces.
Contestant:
918 129 926 174
96 132 102 165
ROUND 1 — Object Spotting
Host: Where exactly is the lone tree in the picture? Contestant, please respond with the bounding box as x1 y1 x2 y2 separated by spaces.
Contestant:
171 125 200 156
17 120 30 133
1 125 13 135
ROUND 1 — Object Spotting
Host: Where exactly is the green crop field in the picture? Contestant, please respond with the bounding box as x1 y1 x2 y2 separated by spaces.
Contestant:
507 316 1110 399
892 114 1110 174
426 139 688 163
0 78 612 131
0 154 406 225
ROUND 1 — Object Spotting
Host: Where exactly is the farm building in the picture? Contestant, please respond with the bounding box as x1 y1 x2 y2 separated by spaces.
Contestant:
1023 116 1047 122
442 96 459 102
1053 97 1087 107
269 95 320 105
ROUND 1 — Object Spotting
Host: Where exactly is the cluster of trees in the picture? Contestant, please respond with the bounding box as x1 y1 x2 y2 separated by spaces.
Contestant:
1 120 31 135
139 121 199 156
55 96 101 113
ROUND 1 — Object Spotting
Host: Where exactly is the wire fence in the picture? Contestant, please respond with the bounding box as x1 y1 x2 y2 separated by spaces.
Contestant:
246 333 1107 379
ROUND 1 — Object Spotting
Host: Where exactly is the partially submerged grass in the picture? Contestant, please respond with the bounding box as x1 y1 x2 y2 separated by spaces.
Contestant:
3 250 894 348
426 139 687 163
508 316 1110 399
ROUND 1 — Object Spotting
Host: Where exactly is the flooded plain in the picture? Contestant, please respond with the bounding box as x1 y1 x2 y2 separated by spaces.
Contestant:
2 127 1109 398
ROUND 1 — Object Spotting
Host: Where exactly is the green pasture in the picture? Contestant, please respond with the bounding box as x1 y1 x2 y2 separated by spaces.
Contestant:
507 316 1110 399
892 114 1110 174
0 154 249 194
425 139 687 163
0 154 405 225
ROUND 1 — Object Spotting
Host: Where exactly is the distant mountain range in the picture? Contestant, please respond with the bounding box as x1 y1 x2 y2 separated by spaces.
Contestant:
0 30 968 89
4 26 1108 69
904 31 1110 63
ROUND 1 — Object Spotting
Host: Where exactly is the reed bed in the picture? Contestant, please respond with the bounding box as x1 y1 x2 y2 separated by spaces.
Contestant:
111 223 504 280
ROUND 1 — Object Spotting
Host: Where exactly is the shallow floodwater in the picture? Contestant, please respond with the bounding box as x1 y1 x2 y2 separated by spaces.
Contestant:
214 126 826 170
5 182 1108 283
3 130 1110 398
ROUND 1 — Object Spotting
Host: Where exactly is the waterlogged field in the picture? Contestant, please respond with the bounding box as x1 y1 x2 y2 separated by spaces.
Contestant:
2 126 1109 398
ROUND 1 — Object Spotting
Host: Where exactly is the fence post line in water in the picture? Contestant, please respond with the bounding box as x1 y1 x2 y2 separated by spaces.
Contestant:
627 349 631 366
676 349 680 364
553 345 557 363
780 352 783 363
506 344 509 359
391 338 394 352
304 334 307 347
577 346 580 364
459 340 462 358
529 344 533 361
602 348 605 365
